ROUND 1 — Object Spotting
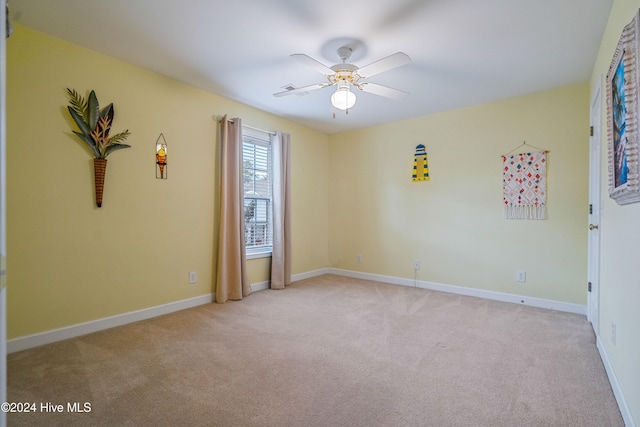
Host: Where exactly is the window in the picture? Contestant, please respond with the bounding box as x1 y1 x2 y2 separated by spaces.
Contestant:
242 134 272 256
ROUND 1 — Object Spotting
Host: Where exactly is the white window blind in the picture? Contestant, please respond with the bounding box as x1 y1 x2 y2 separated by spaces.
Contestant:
242 134 272 254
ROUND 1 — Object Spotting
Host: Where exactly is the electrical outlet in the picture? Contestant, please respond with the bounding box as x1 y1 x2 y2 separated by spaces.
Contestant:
189 271 197 284
413 260 421 270
612 322 616 345
356 255 362 264
516 270 526 282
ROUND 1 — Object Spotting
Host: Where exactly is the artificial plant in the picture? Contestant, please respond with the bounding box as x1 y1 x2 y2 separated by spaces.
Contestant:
66 88 131 158
65 88 132 207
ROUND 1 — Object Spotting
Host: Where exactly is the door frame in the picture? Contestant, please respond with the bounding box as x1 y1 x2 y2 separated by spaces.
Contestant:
587 80 602 335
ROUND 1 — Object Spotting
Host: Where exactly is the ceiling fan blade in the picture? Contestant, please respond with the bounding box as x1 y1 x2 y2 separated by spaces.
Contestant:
273 83 330 97
358 82 409 99
356 52 411 78
290 54 335 75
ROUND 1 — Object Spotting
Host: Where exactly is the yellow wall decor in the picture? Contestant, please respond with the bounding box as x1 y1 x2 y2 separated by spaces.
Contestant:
411 144 429 182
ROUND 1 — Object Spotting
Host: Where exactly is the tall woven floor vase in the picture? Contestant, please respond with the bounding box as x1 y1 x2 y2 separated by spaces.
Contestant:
94 158 107 208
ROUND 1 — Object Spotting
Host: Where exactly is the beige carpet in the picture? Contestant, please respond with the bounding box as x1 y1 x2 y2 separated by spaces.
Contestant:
7 274 623 426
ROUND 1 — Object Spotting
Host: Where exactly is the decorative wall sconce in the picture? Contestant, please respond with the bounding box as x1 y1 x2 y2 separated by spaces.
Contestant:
155 133 168 179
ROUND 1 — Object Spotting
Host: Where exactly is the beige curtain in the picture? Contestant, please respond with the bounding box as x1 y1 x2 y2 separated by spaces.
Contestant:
270 132 292 289
216 116 250 303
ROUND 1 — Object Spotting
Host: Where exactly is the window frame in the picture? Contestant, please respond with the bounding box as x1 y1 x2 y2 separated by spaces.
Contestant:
242 131 273 259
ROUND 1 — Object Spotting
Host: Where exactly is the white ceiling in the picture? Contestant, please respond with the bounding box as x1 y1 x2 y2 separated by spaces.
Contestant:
9 0 612 134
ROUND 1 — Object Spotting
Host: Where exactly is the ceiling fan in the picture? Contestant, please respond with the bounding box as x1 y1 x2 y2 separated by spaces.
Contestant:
273 46 411 112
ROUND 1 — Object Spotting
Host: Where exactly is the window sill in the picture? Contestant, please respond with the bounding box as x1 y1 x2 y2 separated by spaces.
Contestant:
247 251 272 260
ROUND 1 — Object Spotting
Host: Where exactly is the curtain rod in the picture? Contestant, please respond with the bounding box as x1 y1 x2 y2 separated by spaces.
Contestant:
213 115 276 136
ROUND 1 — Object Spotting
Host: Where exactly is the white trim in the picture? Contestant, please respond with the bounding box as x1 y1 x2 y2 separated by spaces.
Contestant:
250 268 329 293
293 268 330 282
327 268 587 315
250 281 270 292
7 267 630 425
597 337 636 427
7 267 330 353
331 268 634 422
587 79 602 334
247 250 272 260
7 294 213 353
5 267 585 353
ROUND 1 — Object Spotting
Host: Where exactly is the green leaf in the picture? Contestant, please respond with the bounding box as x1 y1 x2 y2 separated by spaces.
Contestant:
67 106 91 136
72 131 101 158
65 88 132 159
103 143 131 157
100 103 114 122
66 88 88 123
106 130 131 145
88 90 99 131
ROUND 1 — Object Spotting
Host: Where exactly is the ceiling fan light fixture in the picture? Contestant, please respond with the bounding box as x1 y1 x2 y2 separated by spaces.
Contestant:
331 85 356 110
276 49 411 115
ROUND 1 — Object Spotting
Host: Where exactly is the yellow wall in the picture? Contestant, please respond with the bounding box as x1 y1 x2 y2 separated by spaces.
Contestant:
6 24 590 339
591 0 640 423
329 83 589 304
7 7 638 424
6 25 329 338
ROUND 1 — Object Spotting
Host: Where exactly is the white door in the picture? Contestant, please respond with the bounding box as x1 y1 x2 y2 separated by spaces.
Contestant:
587 83 602 335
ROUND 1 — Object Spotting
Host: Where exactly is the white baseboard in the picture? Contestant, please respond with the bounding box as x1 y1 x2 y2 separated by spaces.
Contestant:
327 268 587 315
250 281 270 292
328 268 633 424
5 267 585 354
7 268 628 425
8 268 330 353
293 268 330 282
250 268 329 293
597 337 636 427
7 293 214 353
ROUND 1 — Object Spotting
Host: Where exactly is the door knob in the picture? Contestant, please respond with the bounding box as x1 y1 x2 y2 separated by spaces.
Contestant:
589 224 599 230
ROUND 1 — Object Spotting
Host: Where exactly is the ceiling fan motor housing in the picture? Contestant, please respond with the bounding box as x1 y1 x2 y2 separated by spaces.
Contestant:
328 67 361 86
